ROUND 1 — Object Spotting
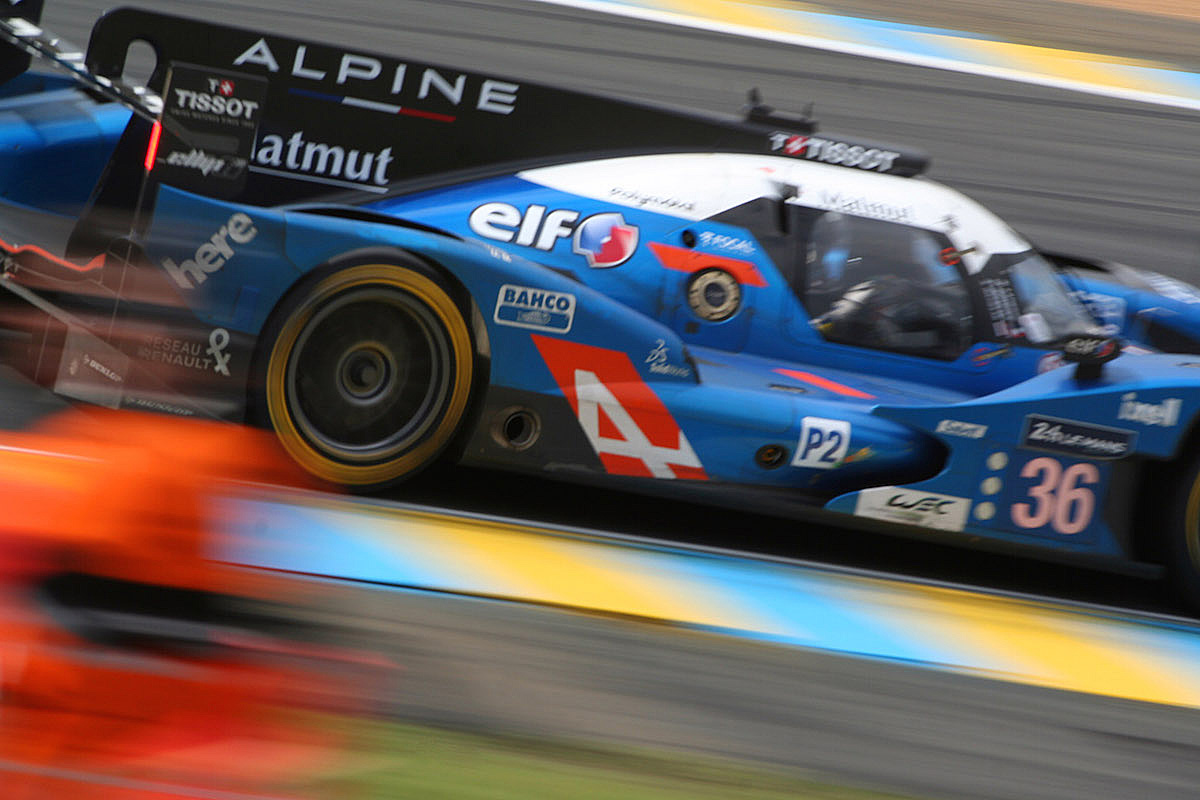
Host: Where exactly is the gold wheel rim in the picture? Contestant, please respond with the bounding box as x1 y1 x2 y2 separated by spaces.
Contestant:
265 264 472 486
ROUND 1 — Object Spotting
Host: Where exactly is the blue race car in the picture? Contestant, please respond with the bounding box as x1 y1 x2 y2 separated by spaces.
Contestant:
4 4 1200 608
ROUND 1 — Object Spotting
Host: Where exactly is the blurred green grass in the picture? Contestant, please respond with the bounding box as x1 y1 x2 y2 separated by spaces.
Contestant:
302 719 916 800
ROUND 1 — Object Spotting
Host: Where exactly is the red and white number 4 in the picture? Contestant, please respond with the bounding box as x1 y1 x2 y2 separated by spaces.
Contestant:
533 336 707 480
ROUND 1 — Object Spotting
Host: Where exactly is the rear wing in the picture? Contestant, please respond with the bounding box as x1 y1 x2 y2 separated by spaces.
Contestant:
0 1 163 124
78 6 927 210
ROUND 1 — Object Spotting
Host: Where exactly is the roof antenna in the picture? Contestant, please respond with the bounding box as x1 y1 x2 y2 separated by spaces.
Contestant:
745 87 772 121
744 88 818 133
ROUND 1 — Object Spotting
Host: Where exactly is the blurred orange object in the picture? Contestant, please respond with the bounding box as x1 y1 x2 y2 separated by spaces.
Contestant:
0 408 391 799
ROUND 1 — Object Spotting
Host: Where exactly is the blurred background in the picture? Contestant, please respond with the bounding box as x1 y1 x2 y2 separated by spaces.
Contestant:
0 1 1198 798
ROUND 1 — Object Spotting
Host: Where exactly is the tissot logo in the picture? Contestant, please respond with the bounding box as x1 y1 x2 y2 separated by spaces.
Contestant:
171 88 260 119
232 39 520 115
768 131 901 172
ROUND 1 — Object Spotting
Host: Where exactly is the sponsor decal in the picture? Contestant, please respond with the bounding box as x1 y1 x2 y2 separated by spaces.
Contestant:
792 417 851 469
686 269 742 322
532 336 706 480
483 244 511 263
644 339 691 378
77 352 123 384
161 212 258 289
251 131 393 187
979 278 1020 339
1139 271 1200 305
1037 352 1066 374
1020 414 1134 459
493 284 576 334
573 212 639 268
696 231 756 255
608 187 696 213
207 329 232 375
164 149 236 178
1076 291 1126 335
54 329 130 410
155 64 267 197
469 203 638 267
1117 393 1182 427
137 329 232 376
935 419 988 439
233 39 520 115
768 131 901 172
170 85 261 120
123 396 197 417
814 191 914 224
854 487 971 531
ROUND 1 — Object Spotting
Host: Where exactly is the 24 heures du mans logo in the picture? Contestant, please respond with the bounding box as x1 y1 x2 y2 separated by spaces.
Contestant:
1020 414 1135 459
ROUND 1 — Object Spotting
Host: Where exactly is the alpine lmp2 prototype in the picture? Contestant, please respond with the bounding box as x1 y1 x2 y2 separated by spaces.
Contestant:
5 4 1200 608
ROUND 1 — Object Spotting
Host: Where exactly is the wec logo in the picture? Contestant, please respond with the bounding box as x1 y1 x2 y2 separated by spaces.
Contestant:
853 486 970 531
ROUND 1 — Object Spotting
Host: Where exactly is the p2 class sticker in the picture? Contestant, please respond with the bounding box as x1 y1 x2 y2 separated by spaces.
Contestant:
686 268 742 322
791 416 851 469
154 62 268 198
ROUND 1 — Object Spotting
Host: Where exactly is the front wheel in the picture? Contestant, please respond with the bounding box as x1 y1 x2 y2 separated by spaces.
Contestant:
1163 455 1200 613
261 263 474 489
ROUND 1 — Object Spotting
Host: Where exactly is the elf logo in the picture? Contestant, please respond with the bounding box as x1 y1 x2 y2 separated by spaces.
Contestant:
469 203 638 268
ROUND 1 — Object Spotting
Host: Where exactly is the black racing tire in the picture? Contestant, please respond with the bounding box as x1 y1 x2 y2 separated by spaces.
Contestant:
1163 455 1200 614
261 262 473 489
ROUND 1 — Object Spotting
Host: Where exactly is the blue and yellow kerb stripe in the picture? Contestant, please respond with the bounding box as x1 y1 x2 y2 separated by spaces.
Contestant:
528 0 1200 113
223 493 1200 710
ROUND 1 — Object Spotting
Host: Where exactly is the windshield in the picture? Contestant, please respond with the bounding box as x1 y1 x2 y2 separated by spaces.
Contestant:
979 251 1098 344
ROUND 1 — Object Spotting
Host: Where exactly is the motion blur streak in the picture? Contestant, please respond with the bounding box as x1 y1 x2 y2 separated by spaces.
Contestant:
0 410 394 799
530 0 1200 111
229 493 1200 709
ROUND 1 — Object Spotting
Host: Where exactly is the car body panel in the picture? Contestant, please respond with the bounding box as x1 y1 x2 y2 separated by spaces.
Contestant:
5 6 1200 581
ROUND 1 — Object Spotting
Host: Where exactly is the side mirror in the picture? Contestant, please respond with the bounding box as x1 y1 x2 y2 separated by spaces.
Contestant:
1060 334 1121 381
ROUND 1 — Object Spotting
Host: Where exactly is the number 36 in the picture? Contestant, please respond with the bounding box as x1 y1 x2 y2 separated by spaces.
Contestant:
1011 456 1099 535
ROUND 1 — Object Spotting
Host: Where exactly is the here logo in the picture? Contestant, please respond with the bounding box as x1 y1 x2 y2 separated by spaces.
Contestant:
161 213 258 289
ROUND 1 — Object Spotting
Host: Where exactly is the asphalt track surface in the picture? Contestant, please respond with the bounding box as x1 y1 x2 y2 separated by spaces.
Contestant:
22 1 1200 798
